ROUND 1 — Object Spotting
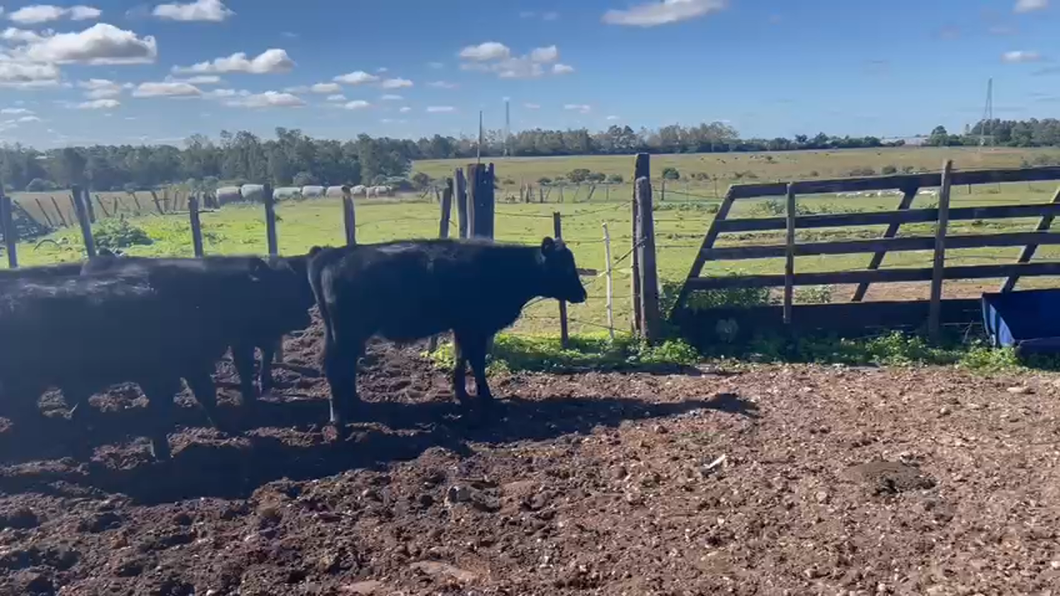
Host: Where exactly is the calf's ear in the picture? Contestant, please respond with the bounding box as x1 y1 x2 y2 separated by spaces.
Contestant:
540 237 556 254
308 245 324 258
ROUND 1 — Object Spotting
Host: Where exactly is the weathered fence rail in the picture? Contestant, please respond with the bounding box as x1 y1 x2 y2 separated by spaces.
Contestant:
673 162 1060 342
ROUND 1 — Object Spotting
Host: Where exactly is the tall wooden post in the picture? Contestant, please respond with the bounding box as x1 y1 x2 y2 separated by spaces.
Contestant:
263 183 278 256
455 168 469 239
342 186 356 246
467 163 495 239
928 160 954 342
0 193 17 268
428 179 456 353
70 185 96 257
783 184 797 325
634 177 661 342
553 211 569 348
631 153 650 333
189 194 204 257
84 187 96 223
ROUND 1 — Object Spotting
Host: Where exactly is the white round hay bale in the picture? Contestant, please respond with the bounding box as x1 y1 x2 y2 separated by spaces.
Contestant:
240 184 265 203
274 187 301 200
216 186 242 206
301 185 325 197
350 184 367 196
325 185 347 197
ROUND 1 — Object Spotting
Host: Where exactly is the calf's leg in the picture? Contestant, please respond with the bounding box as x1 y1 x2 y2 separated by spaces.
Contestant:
450 340 471 405
454 331 493 404
183 369 230 433
230 343 259 405
138 376 184 461
258 343 276 396
322 336 364 427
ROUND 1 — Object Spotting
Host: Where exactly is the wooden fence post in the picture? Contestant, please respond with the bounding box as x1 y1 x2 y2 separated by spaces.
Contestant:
50 196 68 227
634 177 661 342
466 163 495 239
554 211 569 348
189 194 204 257
150 190 164 216
70 185 96 257
631 153 650 333
263 183 278 256
34 198 54 228
342 186 356 246
455 168 469 239
1 193 17 268
783 183 797 325
84 188 96 223
928 160 954 342
95 194 111 218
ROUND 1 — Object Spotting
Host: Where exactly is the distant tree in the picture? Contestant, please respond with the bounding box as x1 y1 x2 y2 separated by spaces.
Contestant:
538 176 553 185
25 178 48 192
607 174 624 184
292 171 317 186
411 171 431 190
567 168 592 183
661 167 681 180
881 165 898 175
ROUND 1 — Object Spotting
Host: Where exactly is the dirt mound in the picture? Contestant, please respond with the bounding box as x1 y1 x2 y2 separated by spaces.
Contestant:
2 331 1060 594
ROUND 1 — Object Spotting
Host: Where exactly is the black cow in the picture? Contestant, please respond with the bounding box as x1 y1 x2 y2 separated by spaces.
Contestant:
0 262 84 280
80 254 316 402
0 268 274 459
307 237 588 426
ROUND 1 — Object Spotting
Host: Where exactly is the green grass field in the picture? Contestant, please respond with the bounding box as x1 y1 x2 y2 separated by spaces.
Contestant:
6 146 1060 337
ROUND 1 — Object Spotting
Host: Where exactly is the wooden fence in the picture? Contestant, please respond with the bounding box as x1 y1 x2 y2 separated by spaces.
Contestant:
671 162 1060 341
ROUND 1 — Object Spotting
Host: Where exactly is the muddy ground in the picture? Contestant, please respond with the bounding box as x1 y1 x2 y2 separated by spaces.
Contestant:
2 321 1060 595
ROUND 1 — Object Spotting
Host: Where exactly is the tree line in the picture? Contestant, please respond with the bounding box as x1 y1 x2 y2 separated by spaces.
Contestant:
2 118 1059 193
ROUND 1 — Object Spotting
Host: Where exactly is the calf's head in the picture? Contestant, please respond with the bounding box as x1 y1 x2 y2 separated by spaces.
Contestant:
538 237 587 304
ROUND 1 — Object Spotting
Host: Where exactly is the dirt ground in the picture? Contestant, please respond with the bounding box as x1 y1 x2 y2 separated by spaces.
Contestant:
2 320 1060 596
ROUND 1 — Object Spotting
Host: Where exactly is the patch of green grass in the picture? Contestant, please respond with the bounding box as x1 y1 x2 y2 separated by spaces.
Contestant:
424 332 701 374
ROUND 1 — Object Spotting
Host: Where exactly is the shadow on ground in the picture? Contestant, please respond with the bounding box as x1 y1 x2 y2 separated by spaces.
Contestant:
0 391 756 505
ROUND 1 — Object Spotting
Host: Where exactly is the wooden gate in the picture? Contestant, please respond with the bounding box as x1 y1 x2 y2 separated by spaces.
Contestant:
671 163 1060 340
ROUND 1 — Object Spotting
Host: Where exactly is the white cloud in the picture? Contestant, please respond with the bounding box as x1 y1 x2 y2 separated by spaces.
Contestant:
380 94 403 101
0 27 43 43
427 80 457 89
343 100 370 110
7 4 101 24
225 91 305 108
333 70 378 85
603 0 727 27
1 107 32 114
1015 0 1048 12
177 74 222 85
427 105 455 113
76 98 119 109
459 41 510 61
524 102 541 109
380 118 406 124
0 60 60 86
553 63 574 75
311 82 341 94
1002 50 1043 63
133 81 202 97
459 43 571 79
153 0 234 22
173 49 293 74
399 106 411 113
78 78 128 99
530 45 558 63
564 103 591 114
381 77 413 89
376 67 388 72
606 115 620 121
326 93 346 101
203 88 240 98
17 115 41 122
13 23 157 65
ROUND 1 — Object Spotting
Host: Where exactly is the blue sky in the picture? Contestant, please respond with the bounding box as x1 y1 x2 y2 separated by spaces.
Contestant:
0 0 1057 148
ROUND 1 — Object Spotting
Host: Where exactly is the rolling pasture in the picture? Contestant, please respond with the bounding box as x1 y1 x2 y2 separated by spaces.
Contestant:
9 145 1060 335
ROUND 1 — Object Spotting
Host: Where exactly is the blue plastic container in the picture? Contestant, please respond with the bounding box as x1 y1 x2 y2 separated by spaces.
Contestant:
982 289 1060 355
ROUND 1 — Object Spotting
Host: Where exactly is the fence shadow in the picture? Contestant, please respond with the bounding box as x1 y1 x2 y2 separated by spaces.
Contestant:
0 391 756 505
